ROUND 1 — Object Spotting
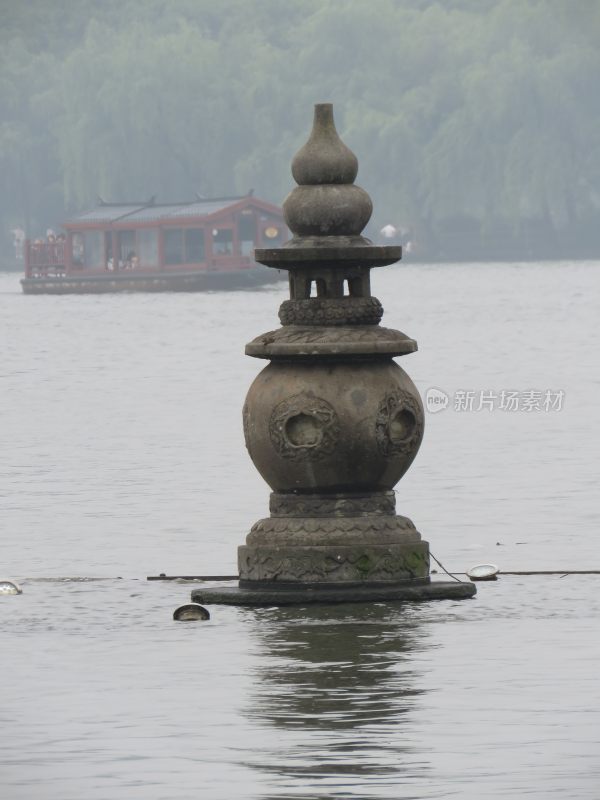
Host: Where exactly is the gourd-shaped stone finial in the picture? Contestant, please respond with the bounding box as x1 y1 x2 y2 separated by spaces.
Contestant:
283 103 373 238
291 103 358 185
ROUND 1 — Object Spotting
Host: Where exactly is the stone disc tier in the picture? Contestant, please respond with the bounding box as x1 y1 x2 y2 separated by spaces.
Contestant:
245 325 417 359
255 241 401 270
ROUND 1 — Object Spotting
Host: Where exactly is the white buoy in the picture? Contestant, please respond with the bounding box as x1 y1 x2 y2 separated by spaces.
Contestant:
0 580 22 595
467 564 499 581
173 603 210 621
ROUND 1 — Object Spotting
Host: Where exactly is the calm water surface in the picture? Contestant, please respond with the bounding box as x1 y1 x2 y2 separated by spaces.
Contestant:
1 262 599 798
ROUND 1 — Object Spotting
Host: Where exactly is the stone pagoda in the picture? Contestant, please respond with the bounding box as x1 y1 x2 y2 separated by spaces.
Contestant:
192 103 475 605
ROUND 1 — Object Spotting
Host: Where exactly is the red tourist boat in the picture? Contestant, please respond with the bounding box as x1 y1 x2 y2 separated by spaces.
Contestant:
21 193 287 293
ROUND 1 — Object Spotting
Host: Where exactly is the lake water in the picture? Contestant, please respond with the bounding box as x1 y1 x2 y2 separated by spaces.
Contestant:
1 262 599 799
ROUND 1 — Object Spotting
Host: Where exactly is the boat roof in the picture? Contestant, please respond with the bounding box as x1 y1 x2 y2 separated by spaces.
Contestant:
63 195 281 227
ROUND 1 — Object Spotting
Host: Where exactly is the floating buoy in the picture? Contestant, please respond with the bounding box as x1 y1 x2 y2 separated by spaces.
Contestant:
0 581 22 595
173 603 210 621
467 564 499 581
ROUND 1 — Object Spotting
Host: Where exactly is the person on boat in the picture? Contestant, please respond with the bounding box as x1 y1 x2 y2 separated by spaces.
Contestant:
72 234 84 265
11 227 25 260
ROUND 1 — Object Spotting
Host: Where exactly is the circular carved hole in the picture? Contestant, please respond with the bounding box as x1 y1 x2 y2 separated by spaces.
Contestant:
390 408 416 442
285 413 323 447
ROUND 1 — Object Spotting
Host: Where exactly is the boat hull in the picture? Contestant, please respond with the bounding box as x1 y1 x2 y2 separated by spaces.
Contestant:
21 267 283 294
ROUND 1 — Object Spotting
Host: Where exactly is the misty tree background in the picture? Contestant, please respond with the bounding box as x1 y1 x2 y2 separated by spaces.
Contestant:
1 0 599 260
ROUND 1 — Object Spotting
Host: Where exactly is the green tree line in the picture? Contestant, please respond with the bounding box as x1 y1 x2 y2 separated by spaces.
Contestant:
1 0 600 260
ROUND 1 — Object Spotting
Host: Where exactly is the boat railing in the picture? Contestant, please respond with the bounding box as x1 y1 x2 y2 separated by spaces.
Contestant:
25 241 66 277
206 254 253 271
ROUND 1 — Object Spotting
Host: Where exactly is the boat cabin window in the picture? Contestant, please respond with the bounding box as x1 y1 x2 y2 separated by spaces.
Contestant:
105 232 113 264
165 229 184 265
212 228 233 255
118 230 136 265
238 212 256 256
138 229 159 267
164 228 205 265
72 233 84 266
75 231 103 268
185 229 205 262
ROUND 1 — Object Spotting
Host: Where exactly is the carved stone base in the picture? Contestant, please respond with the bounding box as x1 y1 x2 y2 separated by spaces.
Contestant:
246 513 421 546
238 540 429 584
240 492 431 585
191 579 476 606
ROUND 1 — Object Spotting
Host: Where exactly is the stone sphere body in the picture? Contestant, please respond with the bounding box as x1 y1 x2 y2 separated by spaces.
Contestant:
243 360 424 493
283 184 372 237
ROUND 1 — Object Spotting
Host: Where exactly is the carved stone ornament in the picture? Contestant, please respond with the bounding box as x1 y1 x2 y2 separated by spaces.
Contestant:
249 515 417 538
238 542 430 584
269 392 339 461
375 389 424 457
278 296 383 327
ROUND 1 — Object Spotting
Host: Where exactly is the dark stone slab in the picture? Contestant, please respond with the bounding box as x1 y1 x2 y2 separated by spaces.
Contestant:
255 243 401 270
191 580 476 606
245 325 418 359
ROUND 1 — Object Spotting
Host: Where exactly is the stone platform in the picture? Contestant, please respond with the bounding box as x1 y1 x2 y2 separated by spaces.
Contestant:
191 579 476 606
